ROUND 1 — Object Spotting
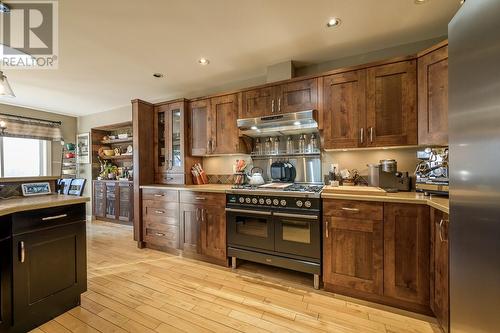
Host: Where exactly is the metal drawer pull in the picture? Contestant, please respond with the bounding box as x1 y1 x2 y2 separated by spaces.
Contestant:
325 221 329 238
369 127 374 143
154 210 165 214
154 194 165 197
155 232 166 237
201 208 206 222
225 208 272 215
278 98 281 112
42 214 68 221
360 128 364 143
271 99 275 113
439 219 449 242
273 212 318 220
341 207 359 212
195 196 206 200
19 241 25 263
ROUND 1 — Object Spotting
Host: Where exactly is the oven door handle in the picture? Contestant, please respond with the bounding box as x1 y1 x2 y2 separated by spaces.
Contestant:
225 208 272 216
273 212 318 220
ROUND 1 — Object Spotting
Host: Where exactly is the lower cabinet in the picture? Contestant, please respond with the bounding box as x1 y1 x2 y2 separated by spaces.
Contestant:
431 208 450 333
0 232 11 331
323 200 384 295
93 180 134 225
141 189 227 266
323 199 432 314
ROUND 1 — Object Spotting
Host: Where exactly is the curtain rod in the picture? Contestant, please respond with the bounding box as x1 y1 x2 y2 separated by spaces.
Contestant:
0 112 62 125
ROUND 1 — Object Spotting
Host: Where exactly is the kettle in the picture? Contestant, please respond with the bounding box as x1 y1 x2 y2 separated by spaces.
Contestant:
247 167 265 186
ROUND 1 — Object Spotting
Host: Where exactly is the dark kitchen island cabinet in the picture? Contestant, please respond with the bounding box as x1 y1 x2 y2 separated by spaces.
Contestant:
0 199 87 333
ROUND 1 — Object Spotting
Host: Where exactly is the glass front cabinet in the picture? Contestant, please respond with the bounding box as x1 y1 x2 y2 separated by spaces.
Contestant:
154 100 187 184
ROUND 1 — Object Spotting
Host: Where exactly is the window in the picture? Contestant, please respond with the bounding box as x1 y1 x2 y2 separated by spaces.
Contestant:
0 137 51 177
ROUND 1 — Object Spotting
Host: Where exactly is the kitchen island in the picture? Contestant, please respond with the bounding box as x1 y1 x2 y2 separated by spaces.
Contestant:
0 194 89 333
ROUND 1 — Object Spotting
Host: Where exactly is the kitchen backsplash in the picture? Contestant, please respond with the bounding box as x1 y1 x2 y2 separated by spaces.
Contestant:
202 148 419 184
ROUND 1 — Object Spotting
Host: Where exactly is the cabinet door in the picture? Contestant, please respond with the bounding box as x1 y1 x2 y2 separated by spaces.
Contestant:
93 181 106 218
0 237 11 331
366 61 417 146
200 204 226 261
154 106 167 174
241 86 276 118
323 201 383 295
277 78 318 114
189 99 210 156
323 71 366 149
418 46 448 146
118 183 133 223
431 209 449 333
105 182 117 219
384 203 430 305
166 102 185 174
209 94 240 154
180 203 202 255
12 222 86 332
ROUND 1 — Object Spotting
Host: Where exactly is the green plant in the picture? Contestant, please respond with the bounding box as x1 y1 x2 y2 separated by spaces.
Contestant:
99 162 118 178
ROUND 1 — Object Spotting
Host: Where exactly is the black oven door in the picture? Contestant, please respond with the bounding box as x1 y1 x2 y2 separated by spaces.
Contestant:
274 212 320 259
226 208 274 251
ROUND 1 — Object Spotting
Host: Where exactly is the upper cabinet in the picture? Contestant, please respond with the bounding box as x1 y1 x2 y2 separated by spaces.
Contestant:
323 70 366 149
154 100 201 184
418 42 448 146
189 99 211 156
240 78 318 118
322 60 418 149
366 60 418 147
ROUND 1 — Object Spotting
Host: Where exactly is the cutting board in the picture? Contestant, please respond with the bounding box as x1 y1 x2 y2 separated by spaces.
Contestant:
322 186 387 196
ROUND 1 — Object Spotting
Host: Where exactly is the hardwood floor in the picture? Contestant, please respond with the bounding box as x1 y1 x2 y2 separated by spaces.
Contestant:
32 220 441 333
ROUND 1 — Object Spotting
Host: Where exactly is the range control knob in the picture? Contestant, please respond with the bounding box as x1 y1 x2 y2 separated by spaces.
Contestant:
266 198 272 205
273 199 279 206
296 200 303 207
259 198 265 205
304 200 312 208
239 197 245 203
280 199 287 206
252 198 258 204
245 197 251 204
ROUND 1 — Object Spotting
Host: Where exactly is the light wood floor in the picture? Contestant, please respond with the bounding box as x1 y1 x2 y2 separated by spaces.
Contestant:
32 220 441 333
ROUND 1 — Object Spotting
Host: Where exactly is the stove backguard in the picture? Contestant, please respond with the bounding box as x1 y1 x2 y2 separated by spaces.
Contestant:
252 154 322 184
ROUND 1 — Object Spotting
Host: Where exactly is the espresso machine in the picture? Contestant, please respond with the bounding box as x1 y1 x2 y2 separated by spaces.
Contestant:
415 147 449 196
367 159 411 192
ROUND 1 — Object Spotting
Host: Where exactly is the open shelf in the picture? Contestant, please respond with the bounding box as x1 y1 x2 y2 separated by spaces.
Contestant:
100 154 133 161
101 138 133 144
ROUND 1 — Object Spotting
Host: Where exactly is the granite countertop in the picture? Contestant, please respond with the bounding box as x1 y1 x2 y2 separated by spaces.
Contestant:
0 194 90 217
321 191 449 214
140 184 232 193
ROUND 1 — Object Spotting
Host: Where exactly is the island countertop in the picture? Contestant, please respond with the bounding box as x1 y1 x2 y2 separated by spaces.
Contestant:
0 194 90 217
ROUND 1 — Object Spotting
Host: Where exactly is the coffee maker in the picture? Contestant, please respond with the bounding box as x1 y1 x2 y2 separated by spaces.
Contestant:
367 159 411 192
415 147 449 196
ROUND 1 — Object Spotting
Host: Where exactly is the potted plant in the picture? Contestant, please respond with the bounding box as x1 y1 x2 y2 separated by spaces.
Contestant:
99 162 118 180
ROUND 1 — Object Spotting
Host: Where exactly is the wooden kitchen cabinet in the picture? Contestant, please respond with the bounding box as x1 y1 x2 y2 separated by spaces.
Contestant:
323 200 383 295
384 203 430 307
431 208 450 333
179 203 202 255
93 180 134 225
366 60 418 147
189 99 211 156
418 42 449 146
241 86 277 118
200 200 226 262
322 70 367 149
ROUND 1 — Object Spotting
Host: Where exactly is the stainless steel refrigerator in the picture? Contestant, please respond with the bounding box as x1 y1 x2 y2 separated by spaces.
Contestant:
449 1 500 332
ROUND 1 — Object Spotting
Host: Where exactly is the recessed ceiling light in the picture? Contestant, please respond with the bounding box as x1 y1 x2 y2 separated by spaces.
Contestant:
198 57 210 65
250 126 258 130
414 0 428 4
293 121 301 126
0 2 10 13
153 73 164 78
459 0 465 4
326 17 341 28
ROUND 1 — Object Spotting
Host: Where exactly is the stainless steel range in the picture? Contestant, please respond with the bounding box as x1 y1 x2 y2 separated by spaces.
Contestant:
226 184 323 289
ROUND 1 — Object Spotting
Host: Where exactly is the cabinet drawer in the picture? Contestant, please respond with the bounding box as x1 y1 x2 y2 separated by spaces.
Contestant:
144 225 179 249
156 173 185 185
323 200 383 220
142 188 179 202
143 201 179 226
179 191 225 205
12 203 86 235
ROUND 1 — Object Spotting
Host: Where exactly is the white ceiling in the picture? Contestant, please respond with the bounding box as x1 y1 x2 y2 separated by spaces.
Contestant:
1 0 460 116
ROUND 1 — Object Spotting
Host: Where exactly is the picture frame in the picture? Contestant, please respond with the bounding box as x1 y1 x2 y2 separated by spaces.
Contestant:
21 182 52 196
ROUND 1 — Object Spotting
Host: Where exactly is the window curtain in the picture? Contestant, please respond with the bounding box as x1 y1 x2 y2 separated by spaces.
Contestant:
0 114 63 141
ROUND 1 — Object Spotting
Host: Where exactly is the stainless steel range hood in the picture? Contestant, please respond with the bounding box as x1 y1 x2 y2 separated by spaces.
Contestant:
237 110 318 137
